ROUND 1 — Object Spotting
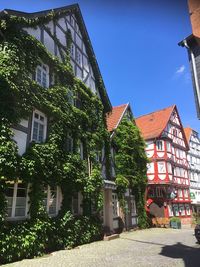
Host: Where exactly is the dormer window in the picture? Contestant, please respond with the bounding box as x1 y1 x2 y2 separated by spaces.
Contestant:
36 63 49 88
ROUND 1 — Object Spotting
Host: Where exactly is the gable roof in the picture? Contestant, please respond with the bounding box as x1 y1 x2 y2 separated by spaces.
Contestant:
0 4 112 112
184 127 193 143
106 103 129 132
135 105 175 140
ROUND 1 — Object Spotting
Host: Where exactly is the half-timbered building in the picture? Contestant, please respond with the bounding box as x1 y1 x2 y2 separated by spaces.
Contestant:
185 127 200 213
106 103 138 230
0 5 113 225
136 105 192 225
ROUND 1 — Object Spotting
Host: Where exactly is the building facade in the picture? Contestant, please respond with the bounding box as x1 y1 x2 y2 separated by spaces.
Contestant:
136 105 192 225
185 127 200 213
0 5 115 230
179 0 200 119
106 103 137 231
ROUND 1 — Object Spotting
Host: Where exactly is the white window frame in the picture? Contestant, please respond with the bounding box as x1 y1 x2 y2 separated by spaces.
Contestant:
6 182 29 220
36 63 49 88
75 48 82 67
112 193 119 219
185 204 191 215
168 204 173 217
179 204 185 216
31 109 47 143
43 186 59 217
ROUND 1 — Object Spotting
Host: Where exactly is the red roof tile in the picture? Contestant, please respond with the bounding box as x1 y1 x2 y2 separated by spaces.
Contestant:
135 105 175 140
106 104 128 132
184 127 193 143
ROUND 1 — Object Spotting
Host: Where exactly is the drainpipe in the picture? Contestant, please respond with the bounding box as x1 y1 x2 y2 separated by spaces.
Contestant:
182 39 200 119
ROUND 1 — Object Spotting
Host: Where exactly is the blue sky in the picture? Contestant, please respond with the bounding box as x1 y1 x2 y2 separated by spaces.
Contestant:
0 0 198 131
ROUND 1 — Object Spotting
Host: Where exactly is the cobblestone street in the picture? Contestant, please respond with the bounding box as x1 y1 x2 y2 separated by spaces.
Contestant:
4 228 200 267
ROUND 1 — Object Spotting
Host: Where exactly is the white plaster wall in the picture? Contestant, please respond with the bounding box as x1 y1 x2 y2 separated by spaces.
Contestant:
23 27 41 41
19 119 28 128
44 30 55 55
12 128 27 156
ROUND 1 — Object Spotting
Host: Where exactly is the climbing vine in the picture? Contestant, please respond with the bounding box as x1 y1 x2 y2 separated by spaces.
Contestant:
0 14 109 262
113 119 149 228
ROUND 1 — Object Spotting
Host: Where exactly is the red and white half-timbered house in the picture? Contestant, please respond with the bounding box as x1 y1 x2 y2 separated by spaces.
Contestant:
136 105 192 225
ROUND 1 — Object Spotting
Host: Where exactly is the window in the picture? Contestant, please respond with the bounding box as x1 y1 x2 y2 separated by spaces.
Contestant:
184 189 188 198
77 141 83 159
72 192 80 215
43 186 59 216
156 187 164 197
70 43 75 58
156 140 163 151
147 163 154 173
157 162 166 173
5 183 28 219
168 204 173 217
173 129 178 137
179 204 185 216
166 142 171 152
36 63 49 88
112 193 119 218
75 49 82 66
178 189 183 198
173 204 179 216
31 110 47 143
64 135 73 153
67 90 74 105
185 204 191 215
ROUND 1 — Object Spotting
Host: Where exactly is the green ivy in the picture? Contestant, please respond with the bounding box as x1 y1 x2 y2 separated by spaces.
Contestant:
0 15 109 263
113 119 149 228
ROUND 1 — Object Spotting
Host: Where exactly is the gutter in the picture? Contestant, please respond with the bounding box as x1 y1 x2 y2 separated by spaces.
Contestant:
179 39 200 119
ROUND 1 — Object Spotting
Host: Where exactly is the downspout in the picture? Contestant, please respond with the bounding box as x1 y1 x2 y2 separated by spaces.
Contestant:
182 39 200 119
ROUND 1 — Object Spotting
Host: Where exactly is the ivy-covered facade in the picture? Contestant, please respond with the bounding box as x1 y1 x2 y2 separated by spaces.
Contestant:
0 4 149 264
0 4 115 263
106 104 149 230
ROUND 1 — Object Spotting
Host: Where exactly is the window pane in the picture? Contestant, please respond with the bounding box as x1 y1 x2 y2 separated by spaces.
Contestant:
49 188 57 215
38 124 44 142
5 186 14 217
42 72 47 87
33 121 39 140
15 207 26 217
36 68 42 84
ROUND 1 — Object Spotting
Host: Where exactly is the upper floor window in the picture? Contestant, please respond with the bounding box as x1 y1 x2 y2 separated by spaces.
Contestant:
75 49 82 66
156 140 163 151
31 110 47 143
36 63 49 88
5 182 28 219
173 129 178 137
70 43 75 59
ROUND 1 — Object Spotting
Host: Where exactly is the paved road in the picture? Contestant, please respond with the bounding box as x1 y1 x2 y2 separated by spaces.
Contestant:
4 228 200 267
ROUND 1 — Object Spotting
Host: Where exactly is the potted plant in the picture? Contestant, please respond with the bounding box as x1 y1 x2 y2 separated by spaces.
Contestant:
170 217 181 229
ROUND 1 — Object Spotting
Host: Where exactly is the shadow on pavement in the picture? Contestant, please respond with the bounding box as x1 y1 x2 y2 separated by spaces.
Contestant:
121 237 200 267
160 242 200 267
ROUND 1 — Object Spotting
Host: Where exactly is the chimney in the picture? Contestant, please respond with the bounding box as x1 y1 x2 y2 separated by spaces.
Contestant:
188 0 200 38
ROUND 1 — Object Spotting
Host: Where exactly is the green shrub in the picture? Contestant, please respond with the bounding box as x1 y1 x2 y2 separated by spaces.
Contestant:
0 214 103 264
170 217 181 223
